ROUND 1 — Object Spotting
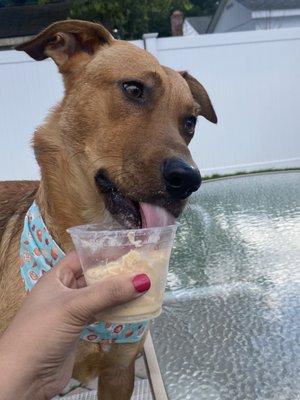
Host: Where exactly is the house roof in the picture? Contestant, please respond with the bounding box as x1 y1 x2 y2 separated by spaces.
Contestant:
206 0 228 33
185 16 212 34
207 0 300 33
236 0 300 10
0 1 70 39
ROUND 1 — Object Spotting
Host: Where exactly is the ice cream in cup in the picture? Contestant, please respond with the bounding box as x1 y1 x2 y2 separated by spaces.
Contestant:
67 203 178 323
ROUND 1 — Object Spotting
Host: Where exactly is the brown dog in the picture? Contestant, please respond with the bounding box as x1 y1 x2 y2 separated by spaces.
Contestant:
0 20 216 399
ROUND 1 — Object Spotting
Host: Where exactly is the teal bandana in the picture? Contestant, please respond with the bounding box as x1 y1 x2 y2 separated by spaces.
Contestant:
20 201 148 344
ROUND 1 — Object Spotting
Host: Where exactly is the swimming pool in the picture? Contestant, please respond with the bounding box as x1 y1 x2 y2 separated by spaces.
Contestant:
151 172 300 400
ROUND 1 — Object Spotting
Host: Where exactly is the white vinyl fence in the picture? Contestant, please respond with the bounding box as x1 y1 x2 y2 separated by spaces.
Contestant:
0 28 299 180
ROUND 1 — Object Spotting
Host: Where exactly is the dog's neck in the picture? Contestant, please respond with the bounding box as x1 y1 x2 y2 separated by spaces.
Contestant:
35 182 74 252
33 111 108 252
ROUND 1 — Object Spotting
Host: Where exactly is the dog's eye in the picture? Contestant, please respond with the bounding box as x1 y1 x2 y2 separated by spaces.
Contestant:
184 116 197 134
122 81 144 100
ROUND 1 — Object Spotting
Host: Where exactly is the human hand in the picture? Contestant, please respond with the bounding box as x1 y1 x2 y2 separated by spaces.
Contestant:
0 252 150 400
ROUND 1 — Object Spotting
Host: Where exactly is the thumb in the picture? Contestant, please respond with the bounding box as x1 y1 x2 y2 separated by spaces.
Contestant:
67 273 151 322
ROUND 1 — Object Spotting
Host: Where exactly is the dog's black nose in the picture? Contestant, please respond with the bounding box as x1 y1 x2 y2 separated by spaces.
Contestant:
163 158 201 199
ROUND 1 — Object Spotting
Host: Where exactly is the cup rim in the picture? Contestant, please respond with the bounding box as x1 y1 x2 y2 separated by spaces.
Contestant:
67 222 179 238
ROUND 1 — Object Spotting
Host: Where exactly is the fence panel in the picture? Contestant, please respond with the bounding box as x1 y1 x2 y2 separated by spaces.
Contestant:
0 30 299 179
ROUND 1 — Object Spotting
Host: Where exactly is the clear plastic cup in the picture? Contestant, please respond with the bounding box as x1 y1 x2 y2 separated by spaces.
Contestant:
67 224 177 323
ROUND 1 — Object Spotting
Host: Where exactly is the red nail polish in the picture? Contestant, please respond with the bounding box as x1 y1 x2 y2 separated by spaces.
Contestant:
132 274 151 293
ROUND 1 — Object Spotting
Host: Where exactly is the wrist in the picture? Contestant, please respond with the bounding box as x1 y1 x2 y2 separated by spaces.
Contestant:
0 360 42 400
0 335 45 400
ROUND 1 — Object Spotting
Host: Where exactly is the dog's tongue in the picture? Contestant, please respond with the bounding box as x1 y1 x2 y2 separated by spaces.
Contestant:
140 202 176 228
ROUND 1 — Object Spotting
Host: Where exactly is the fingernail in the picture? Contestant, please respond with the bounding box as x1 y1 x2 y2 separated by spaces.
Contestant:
132 274 151 293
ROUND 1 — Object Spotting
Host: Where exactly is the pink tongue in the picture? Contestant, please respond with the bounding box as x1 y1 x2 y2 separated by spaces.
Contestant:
140 202 176 228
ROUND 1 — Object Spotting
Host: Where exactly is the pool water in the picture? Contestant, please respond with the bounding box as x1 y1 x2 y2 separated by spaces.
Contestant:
151 172 300 400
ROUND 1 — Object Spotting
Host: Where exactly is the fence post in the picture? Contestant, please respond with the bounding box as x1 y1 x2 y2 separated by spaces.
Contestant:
142 33 158 57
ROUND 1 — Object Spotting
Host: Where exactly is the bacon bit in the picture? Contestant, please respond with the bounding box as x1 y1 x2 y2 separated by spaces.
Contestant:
29 271 38 281
37 230 43 242
87 334 98 341
51 248 58 260
113 325 123 334
34 248 41 256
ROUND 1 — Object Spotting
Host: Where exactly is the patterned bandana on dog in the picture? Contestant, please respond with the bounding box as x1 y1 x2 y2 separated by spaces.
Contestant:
20 201 148 344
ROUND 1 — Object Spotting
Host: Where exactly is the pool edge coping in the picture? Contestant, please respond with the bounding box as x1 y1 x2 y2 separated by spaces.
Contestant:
202 169 300 184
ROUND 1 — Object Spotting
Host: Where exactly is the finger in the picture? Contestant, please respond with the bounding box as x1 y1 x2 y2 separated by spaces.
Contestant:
67 273 151 321
57 251 82 275
31 252 84 291
54 252 84 288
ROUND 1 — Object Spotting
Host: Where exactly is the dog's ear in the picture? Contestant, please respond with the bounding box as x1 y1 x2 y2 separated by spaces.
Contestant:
15 20 114 68
181 71 217 124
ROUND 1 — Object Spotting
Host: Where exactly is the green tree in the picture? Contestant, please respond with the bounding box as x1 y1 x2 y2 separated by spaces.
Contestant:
69 0 193 39
1 0 220 39
69 0 220 39
187 0 219 16
0 0 56 5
